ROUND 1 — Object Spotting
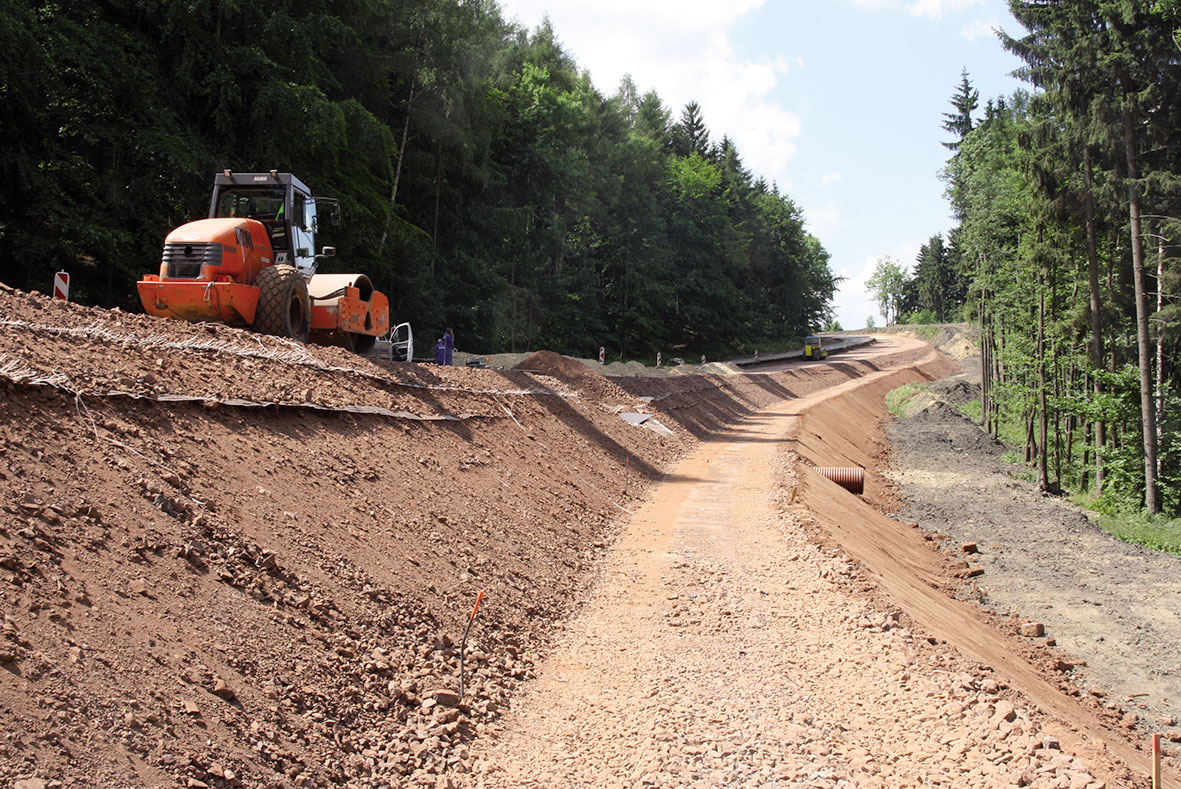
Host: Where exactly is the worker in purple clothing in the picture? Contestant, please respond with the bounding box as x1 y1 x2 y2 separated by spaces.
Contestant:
434 336 446 365
444 328 454 366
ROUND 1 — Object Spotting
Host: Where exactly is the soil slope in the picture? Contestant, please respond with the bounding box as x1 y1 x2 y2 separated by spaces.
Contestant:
887 360 1181 749
0 283 954 788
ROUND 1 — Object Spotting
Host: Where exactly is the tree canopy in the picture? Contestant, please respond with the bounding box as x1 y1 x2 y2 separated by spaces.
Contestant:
923 2 1181 517
0 0 836 360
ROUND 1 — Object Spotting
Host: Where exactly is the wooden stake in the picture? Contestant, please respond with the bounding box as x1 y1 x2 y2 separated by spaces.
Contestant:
1152 733 1162 789
459 590 485 701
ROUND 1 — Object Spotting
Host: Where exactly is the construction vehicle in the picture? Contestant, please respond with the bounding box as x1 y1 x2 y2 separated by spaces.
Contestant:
803 334 828 361
137 171 394 355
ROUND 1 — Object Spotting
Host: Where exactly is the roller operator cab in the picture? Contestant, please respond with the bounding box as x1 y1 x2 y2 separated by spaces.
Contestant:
803 334 828 361
137 171 392 355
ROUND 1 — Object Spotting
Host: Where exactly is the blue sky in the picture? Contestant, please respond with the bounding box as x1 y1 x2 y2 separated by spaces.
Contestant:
495 0 1029 330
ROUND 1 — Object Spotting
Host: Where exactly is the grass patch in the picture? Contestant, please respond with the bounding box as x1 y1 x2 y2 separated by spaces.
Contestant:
957 398 983 423
1096 511 1181 555
953 397 1024 446
1067 492 1181 555
886 383 927 418
910 324 938 343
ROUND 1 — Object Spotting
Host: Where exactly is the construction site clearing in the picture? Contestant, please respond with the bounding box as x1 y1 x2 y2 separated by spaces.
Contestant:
0 281 1176 788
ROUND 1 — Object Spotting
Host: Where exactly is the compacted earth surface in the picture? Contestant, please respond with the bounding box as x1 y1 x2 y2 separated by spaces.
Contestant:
0 286 1170 788
886 358 1181 745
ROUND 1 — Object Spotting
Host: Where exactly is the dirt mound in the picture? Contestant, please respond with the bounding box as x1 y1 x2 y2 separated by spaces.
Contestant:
512 350 635 404
0 285 688 788
931 375 981 406
902 401 1004 453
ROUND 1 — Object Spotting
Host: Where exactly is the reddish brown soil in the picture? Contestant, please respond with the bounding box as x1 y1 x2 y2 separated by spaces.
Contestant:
790 371 1156 785
0 283 968 788
466 353 1152 788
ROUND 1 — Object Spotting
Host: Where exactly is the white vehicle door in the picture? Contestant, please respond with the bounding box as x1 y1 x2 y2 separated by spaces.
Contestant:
291 193 318 276
391 323 414 362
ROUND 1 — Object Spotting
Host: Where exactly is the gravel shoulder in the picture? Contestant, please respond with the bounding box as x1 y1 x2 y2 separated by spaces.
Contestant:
886 359 1181 740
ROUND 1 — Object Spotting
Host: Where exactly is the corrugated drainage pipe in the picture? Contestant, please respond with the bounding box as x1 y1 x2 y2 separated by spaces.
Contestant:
813 466 865 495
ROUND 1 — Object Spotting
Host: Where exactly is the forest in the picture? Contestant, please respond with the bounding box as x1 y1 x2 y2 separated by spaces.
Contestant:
867 1 1181 518
0 0 837 359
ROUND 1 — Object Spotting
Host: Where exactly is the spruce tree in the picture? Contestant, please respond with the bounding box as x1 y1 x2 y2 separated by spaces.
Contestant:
942 69 978 151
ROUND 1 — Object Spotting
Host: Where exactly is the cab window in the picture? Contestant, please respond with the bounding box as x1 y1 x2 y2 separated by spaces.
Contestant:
216 187 286 221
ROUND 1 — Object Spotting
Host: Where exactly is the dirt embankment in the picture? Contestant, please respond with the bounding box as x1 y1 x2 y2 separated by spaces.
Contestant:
886 359 1181 750
0 284 936 788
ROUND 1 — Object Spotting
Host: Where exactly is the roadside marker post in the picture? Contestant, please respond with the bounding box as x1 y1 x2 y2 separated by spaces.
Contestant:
599 346 605 364
1152 733 1162 789
53 271 70 301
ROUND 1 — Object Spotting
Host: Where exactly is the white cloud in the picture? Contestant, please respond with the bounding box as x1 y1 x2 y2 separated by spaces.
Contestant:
847 0 988 20
960 17 1001 40
831 241 922 328
906 0 985 19
497 0 803 182
832 255 883 328
805 203 840 234
819 172 844 185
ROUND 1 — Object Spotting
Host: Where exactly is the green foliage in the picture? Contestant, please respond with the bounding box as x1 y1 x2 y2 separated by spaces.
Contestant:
885 383 927 418
921 0 1181 515
1094 511 1181 556
911 324 938 343
0 0 838 360
941 69 978 151
866 256 907 325
900 309 938 326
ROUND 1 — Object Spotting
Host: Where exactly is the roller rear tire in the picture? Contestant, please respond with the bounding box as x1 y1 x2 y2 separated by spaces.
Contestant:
254 265 310 342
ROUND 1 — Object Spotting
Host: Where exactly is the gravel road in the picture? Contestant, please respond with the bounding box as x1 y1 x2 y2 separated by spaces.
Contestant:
464 353 1121 788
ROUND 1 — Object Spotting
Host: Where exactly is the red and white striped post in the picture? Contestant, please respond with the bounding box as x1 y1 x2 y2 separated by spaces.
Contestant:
52 271 70 301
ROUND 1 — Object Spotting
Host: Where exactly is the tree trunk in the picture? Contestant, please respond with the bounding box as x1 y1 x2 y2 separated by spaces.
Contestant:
1081 408 1092 494
1037 274 1049 490
1123 111 1159 513
982 323 992 434
1157 225 1164 481
1065 361 1077 484
1025 408 1037 465
378 83 417 256
1081 145 1105 494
